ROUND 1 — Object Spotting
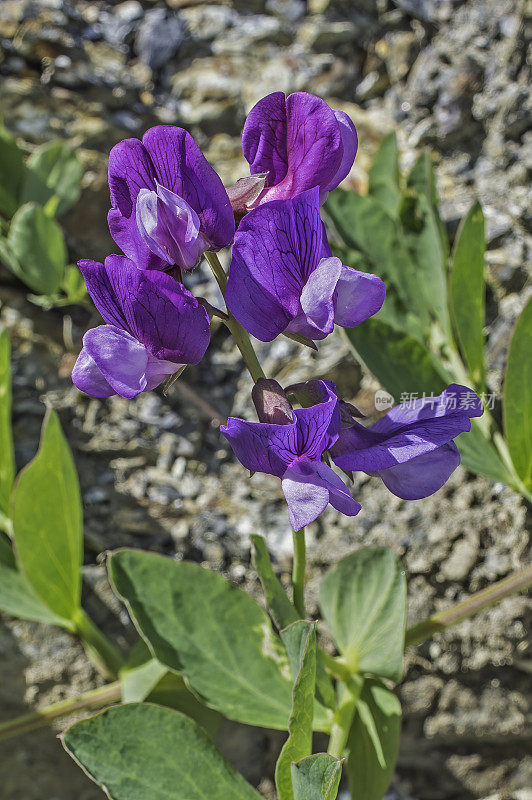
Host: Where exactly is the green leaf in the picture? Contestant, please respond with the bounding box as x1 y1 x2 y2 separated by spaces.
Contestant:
346 680 401 800
450 203 486 387
368 132 401 218
407 151 449 261
400 190 450 337
12 409 83 621
252 534 299 629
121 657 168 704
109 549 331 731
343 319 448 404
276 621 316 800
0 532 15 567
455 422 513 484
21 142 83 216
319 548 406 683
504 298 532 487
7 203 66 294
292 754 343 800
61 264 87 304
62 703 262 800
0 558 70 627
0 329 15 516
0 122 25 217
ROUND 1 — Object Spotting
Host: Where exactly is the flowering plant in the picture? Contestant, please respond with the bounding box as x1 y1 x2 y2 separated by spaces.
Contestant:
0 92 530 800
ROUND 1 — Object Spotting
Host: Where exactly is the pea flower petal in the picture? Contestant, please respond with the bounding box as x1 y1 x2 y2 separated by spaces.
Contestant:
330 385 483 499
108 126 235 271
242 92 358 206
225 188 385 342
72 255 210 399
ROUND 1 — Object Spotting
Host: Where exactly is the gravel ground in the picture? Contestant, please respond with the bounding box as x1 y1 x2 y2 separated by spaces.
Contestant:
0 0 530 798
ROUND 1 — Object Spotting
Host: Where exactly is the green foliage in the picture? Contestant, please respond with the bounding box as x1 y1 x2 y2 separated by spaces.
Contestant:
62 703 262 800
276 622 317 800
368 132 401 218
346 680 401 800
12 409 83 621
6 203 67 294
504 298 532 489
0 122 25 217
0 555 70 627
0 329 15 517
450 203 486 387
292 754 343 800
109 549 331 731
320 548 406 683
21 141 83 216
252 534 299 629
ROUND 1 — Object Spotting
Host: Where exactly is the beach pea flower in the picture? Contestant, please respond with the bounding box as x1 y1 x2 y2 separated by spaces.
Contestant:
241 91 357 207
72 255 210 399
108 126 235 271
225 187 385 342
330 385 484 500
220 379 361 531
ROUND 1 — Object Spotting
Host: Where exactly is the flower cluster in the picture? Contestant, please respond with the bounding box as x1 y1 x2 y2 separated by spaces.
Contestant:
73 90 483 530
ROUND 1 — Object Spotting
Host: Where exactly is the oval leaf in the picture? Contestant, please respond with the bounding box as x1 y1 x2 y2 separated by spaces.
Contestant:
7 203 66 294
22 142 83 217
346 680 401 800
109 549 331 731
62 703 262 800
12 409 82 620
0 122 24 217
0 559 70 627
450 203 486 387
503 297 532 488
319 548 406 683
292 754 343 800
368 132 401 218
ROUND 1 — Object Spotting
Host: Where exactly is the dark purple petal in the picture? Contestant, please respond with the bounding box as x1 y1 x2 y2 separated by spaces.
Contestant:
243 92 354 204
79 256 210 364
333 265 386 328
331 384 483 472
320 111 358 200
72 348 115 398
221 380 340 476
281 460 360 531
141 126 234 251
226 188 330 341
108 126 234 268
83 325 151 399
376 442 461 500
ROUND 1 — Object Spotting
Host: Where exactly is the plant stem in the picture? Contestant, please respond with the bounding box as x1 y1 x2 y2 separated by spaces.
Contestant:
292 528 307 618
73 610 123 680
327 674 363 759
0 512 13 537
405 564 532 647
0 681 121 742
204 251 265 383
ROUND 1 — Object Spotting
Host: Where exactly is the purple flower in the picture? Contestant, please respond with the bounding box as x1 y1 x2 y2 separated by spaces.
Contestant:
330 385 484 500
241 91 357 207
72 255 210 399
220 379 361 531
225 188 385 342
108 126 235 271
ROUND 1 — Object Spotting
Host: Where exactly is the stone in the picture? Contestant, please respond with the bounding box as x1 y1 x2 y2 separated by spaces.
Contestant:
135 8 186 71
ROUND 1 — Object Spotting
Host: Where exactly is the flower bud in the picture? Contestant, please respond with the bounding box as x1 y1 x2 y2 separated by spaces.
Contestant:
251 378 293 425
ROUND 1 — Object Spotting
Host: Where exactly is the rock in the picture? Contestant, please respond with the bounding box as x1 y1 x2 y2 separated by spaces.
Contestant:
135 8 186 71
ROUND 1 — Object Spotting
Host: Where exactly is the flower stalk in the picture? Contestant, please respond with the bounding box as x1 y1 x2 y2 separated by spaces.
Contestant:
73 610 123 680
292 528 307 618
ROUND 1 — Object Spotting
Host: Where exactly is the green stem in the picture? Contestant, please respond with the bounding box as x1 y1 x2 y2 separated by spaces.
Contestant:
73 610 123 680
405 564 532 647
327 674 363 759
0 681 121 742
292 528 306 618
204 251 265 383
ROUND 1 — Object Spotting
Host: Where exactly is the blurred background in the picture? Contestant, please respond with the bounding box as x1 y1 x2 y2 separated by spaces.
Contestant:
0 0 530 798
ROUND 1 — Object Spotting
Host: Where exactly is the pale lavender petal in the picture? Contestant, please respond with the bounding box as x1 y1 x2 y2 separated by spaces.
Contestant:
377 443 461 500
282 462 330 531
320 110 358 198
83 325 150 399
71 348 114 398
333 264 386 329
287 257 342 339
226 187 330 341
281 460 360 531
